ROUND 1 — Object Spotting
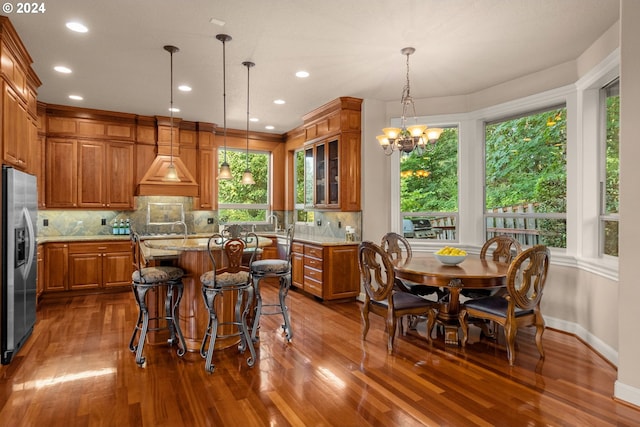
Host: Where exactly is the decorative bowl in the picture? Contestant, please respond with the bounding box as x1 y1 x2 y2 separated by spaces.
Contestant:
434 253 467 266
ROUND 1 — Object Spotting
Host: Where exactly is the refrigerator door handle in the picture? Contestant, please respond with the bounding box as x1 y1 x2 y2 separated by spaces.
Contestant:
22 206 35 278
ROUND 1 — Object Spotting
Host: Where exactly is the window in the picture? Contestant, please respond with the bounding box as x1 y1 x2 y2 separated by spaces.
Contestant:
293 149 314 223
600 79 619 257
400 126 459 240
217 149 270 222
484 106 567 248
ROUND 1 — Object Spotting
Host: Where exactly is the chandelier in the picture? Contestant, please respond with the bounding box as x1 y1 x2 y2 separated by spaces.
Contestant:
377 47 443 156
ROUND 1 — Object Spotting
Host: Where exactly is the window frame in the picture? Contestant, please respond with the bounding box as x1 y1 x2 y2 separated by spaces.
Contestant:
599 78 620 258
217 148 272 223
483 104 568 249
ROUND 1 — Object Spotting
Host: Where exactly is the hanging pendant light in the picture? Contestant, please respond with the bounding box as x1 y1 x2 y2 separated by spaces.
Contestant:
216 34 233 180
163 45 180 182
241 61 255 185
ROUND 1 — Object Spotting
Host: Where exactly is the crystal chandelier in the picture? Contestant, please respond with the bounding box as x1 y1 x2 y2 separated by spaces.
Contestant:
377 47 443 156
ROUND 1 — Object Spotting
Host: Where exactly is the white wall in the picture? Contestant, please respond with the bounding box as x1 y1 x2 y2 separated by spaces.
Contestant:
615 0 640 407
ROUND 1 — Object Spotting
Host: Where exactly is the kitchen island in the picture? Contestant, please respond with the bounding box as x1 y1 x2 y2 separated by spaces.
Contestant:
142 235 273 351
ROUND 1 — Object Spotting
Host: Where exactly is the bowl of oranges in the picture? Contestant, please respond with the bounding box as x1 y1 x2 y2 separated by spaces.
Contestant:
434 246 467 265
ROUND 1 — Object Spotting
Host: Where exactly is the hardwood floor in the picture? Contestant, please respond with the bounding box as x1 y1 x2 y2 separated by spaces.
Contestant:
1 285 639 427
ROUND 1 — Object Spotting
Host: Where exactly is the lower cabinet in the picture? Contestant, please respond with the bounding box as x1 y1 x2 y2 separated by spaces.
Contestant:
43 240 132 293
291 241 359 301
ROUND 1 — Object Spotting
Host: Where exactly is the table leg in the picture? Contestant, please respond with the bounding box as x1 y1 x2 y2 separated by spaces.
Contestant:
436 279 463 346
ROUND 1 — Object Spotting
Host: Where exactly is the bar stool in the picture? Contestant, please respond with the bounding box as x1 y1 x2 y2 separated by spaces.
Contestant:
200 231 258 373
250 224 294 343
128 232 186 367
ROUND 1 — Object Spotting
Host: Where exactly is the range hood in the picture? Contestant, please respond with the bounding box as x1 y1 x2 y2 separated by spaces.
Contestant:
137 117 199 197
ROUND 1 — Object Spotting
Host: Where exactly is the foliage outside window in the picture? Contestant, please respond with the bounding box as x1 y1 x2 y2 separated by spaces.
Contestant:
400 127 459 240
293 149 313 223
218 149 269 223
485 106 567 248
601 79 619 257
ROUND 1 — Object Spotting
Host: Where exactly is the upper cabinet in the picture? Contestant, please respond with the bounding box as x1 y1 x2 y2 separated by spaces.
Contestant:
44 112 136 209
0 17 41 172
301 97 361 211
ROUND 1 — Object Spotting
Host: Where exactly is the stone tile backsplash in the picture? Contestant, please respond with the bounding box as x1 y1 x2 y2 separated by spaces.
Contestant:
37 196 361 240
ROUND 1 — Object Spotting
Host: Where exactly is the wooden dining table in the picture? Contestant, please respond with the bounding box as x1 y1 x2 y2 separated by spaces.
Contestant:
394 255 509 345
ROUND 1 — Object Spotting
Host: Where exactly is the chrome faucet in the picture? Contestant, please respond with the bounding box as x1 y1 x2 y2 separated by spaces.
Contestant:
267 213 279 232
171 221 188 243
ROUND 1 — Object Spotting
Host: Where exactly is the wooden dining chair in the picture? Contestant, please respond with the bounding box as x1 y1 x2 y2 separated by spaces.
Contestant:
461 235 522 300
458 244 550 366
380 232 445 302
358 241 437 354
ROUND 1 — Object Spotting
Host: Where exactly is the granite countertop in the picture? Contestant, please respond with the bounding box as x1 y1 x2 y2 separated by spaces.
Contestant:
37 232 361 247
37 235 132 244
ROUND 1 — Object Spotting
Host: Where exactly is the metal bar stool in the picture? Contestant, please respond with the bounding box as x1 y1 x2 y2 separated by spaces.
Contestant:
128 232 186 367
250 225 294 343
200 231 258 373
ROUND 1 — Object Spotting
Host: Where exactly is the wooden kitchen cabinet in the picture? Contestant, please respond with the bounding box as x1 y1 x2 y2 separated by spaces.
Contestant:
37 244 44 301
2 84 29 170
68 241 132 290
0 19 41 172
42 241 131 293
46 138 134 208
301 97 361 211
44 243 68 292
291 240 359 301
45 138 77 207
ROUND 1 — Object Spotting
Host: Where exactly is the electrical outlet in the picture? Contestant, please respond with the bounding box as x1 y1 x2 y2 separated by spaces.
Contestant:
43 219 48 227
338 221 342 228
101 218 107 226
207 218 214 224
316 220 322 226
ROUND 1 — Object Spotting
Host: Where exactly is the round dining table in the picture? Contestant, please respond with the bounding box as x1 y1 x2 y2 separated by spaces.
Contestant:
143 235 273 351
394 255 509 345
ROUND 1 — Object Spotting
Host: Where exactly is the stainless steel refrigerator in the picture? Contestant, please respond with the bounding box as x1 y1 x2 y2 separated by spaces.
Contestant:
2 166 37 364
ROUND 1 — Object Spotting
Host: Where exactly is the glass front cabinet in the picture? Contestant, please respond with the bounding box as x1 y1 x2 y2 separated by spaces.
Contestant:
298 97 362 212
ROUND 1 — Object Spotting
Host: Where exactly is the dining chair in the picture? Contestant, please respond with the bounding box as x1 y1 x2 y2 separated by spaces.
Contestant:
128 231 186 367
250 224 295 343
458 244 550 366
199 231 258 373
461 235 523 300
380 232 446 302
358 241 437 354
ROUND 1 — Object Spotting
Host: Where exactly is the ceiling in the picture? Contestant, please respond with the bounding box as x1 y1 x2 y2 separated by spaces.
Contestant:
9 0 619 134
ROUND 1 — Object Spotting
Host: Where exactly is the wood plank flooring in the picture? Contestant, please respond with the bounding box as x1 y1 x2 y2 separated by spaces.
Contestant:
1 285 639 427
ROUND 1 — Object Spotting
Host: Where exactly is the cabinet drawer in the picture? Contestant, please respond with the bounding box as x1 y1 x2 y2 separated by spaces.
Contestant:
304 244 323 259
304 265 323 282
292 242 304 254
303 256 323 269
304 276 323 297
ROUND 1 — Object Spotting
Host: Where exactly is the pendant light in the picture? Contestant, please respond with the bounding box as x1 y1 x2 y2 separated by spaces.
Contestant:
240 61 255 185
163 45 180 182
216 34 233 180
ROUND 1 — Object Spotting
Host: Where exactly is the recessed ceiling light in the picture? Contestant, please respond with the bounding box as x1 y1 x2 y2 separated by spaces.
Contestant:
178 85 192 92
169 107 180 113
265 125 275 130
273 99 285 105
66 22 88 33
54 66 72 74
295 71 309 78
250 117 259 122
68 94 83 101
